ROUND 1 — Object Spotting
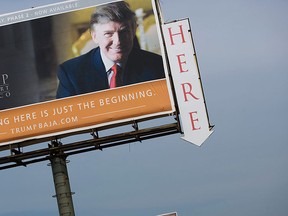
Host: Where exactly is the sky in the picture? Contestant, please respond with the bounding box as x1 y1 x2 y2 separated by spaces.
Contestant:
1 0 288 216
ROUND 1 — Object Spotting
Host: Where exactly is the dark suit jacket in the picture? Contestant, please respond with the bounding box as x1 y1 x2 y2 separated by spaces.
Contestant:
56 47 165 98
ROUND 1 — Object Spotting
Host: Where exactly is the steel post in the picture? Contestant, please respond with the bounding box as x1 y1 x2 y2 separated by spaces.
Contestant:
50 156 75 216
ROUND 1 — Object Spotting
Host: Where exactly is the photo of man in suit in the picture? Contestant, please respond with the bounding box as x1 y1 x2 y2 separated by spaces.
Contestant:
56 1 165 99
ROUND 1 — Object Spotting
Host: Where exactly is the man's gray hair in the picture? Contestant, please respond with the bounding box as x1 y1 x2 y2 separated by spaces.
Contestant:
90 1 137 31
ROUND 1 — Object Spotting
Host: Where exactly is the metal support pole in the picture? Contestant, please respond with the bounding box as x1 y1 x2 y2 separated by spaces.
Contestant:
50 156 75 216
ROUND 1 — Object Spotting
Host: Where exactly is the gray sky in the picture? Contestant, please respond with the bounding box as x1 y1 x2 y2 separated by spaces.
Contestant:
1 0 288 216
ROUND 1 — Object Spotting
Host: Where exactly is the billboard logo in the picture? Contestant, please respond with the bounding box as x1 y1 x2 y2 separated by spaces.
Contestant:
0 74 10 98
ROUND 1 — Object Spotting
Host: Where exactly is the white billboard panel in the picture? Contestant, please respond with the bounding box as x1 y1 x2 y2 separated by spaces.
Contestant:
163 19 213 146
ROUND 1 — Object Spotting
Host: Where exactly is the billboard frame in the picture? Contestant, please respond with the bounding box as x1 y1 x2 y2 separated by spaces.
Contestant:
0 0 179 147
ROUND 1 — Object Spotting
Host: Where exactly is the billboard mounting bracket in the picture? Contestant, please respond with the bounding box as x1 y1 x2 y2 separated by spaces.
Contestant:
9 145 27 167
90 129 103 151
132 120 142 143
90 129 99 139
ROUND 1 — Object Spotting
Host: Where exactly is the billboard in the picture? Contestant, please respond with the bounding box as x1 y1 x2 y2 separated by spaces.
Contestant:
157 212 178 216
0 0 175 146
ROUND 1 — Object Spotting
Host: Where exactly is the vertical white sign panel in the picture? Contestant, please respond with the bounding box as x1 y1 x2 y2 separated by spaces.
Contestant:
163 19 213 146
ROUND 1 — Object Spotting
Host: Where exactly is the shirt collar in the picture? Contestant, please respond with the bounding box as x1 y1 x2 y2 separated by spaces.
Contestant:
100 49 122 72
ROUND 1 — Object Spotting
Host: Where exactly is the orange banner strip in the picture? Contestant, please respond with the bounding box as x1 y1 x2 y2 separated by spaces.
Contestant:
0 80 172 145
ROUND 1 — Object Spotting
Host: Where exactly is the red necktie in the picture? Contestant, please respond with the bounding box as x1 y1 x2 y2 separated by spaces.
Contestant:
110 64 117 88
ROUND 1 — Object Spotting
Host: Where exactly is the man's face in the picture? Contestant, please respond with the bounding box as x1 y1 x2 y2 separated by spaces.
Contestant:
91 21 135 63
